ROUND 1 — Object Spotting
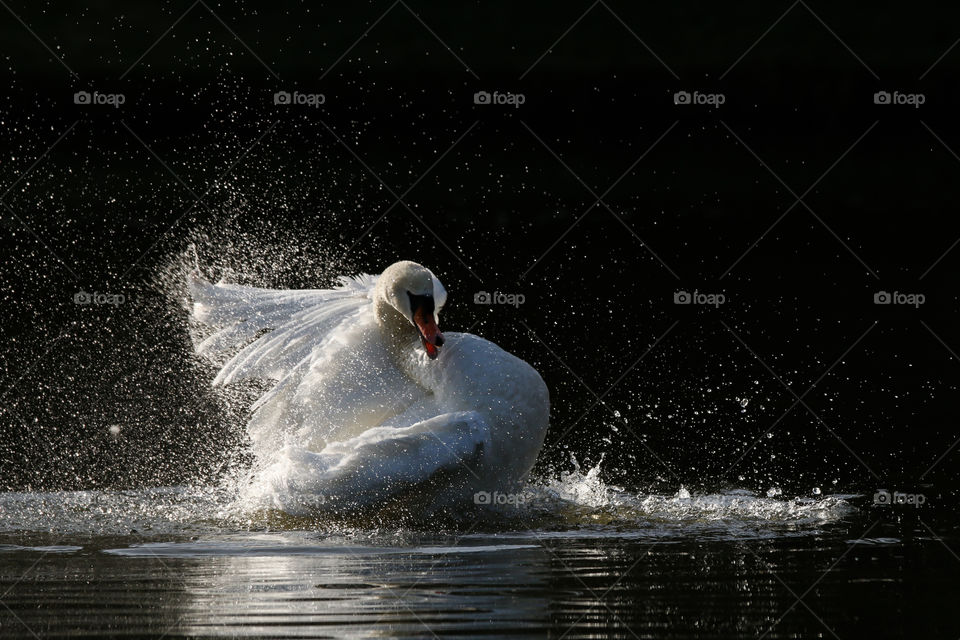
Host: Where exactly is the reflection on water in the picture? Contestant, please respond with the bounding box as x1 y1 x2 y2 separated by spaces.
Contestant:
1 526 958 639
0 483 957 638
170 538 554 638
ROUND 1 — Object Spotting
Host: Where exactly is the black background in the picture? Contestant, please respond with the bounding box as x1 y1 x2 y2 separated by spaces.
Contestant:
1 1 959 504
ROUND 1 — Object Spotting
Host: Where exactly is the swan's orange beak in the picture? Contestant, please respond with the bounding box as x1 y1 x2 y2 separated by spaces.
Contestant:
413 305 444 359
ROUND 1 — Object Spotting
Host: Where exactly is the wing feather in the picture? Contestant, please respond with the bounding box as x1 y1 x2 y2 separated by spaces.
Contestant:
188 272 378 385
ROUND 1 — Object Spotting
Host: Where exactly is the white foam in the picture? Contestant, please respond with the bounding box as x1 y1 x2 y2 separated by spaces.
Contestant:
520 455 855 530
0 457 856 536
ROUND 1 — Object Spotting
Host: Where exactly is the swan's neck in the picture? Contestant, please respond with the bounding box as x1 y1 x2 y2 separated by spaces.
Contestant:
373 296 420 364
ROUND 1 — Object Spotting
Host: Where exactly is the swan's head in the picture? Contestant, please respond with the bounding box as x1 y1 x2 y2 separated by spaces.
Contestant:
375 260 447 359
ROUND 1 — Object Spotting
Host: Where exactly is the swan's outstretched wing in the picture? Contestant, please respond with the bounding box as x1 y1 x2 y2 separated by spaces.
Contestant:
189 272 377 384
189 272 428 453
257 411 493 514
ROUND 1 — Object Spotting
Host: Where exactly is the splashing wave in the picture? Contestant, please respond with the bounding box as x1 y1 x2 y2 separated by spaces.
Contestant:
0 458 856 538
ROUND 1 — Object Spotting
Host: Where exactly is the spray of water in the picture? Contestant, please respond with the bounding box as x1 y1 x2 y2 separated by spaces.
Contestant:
0 229 858 536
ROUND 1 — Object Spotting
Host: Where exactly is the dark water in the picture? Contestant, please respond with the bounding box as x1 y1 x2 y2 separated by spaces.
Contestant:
1 525 956 639
1 486 958 638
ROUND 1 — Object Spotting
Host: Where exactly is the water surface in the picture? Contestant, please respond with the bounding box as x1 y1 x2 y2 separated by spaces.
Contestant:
1 481 956 638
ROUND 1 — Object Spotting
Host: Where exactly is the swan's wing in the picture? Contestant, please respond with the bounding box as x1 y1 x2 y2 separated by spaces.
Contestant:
244 314 427 454
188 272 377 385
259 411 492 514
189 272 430 453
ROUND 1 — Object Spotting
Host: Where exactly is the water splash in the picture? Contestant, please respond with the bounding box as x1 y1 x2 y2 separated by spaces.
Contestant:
0 454 857 539
0 243 859 537
510 455 856 537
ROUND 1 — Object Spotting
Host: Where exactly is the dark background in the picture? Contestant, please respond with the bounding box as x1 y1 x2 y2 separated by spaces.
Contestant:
1 1 959 504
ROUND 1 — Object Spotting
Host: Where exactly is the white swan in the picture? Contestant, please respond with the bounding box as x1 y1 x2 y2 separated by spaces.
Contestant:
189 260 550 516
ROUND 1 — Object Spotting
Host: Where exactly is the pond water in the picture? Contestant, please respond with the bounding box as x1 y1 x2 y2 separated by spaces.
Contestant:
1 478 955 638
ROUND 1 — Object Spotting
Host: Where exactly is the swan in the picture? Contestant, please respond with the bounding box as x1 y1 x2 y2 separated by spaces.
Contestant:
188 260 550 516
